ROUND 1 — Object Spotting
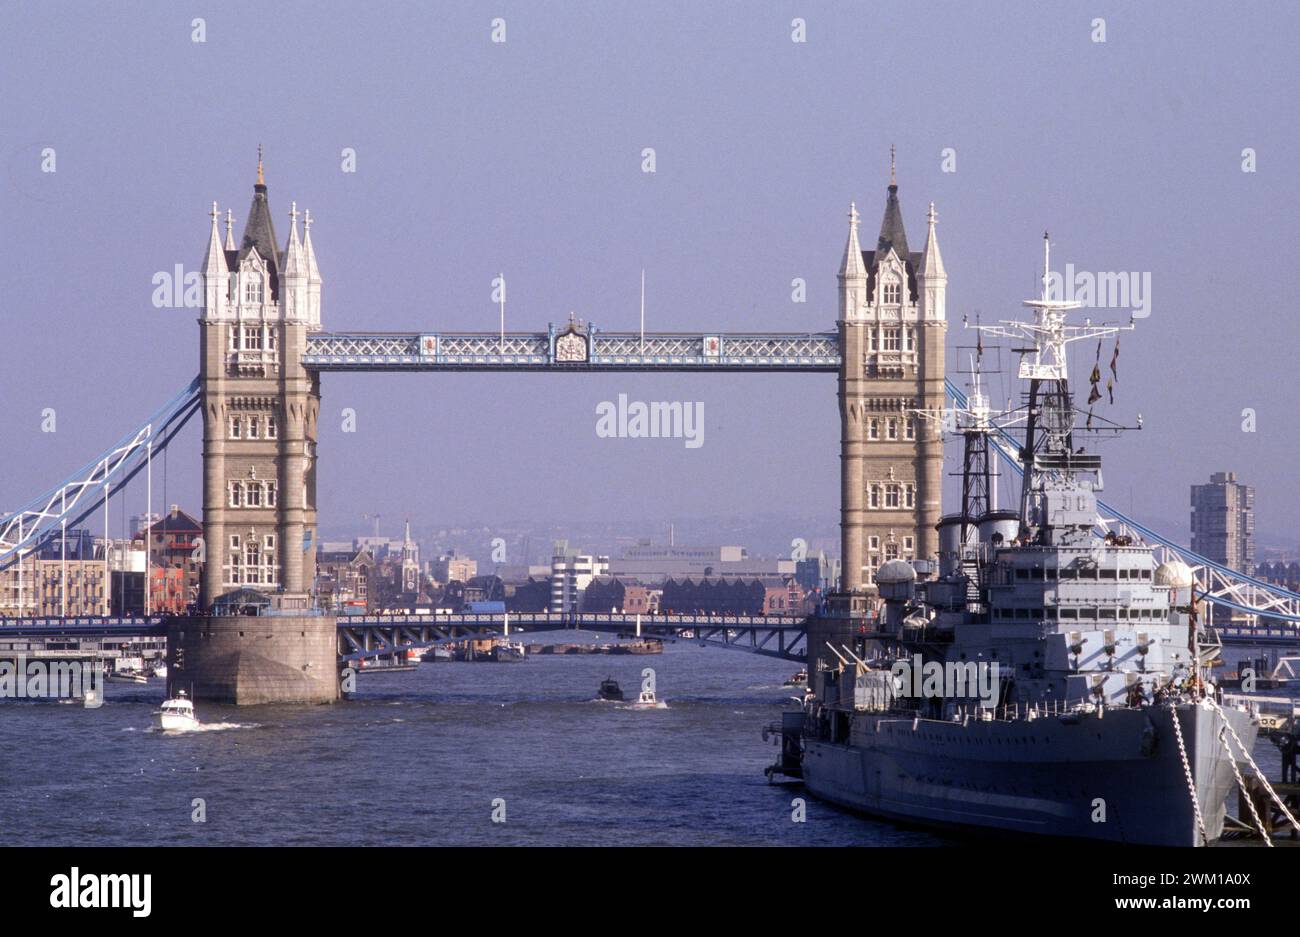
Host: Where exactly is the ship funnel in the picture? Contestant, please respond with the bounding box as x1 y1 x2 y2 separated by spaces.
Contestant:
977 510 1020 549
936 514 977 578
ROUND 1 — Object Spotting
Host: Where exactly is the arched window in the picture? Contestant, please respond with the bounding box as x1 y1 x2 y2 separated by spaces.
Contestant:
882 279 900 305
229 415 242 439
886 419 898 440
868 418 879 440
869 485 881 509
265 414 278 439
228 481 242 508
265 480 277 507
244 540 262 584
243 275 264 305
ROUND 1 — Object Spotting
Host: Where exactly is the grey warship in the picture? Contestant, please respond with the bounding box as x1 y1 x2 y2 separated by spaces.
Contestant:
786 236 1260 846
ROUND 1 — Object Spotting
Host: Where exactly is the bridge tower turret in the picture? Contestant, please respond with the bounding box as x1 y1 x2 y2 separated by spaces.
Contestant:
836 156 947 592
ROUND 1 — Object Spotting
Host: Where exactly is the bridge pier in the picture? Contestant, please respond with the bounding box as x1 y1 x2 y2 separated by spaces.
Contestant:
167 614 338 705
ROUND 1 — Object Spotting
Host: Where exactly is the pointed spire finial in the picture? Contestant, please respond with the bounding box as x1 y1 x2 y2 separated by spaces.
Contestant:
209 201 220 224
257 144 265 186
889 144 896 186
848 201 860 229
290 200 299 225
303 208 312 230
927 201 938 226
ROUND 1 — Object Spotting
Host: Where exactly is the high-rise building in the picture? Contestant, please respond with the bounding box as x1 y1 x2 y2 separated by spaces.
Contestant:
837 157 946 590
550 545 609 613
1190 471 1255 574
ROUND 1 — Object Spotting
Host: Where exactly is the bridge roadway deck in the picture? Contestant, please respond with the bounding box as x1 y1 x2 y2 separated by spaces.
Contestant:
0 614 1293 659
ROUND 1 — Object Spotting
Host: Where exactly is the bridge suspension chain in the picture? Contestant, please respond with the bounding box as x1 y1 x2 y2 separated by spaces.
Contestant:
0 377 201 569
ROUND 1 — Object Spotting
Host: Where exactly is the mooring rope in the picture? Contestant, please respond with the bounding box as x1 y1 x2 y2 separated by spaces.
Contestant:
1168 700 1209 846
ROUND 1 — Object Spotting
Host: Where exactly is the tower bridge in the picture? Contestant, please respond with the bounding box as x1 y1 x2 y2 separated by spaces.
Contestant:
3 156 1297 703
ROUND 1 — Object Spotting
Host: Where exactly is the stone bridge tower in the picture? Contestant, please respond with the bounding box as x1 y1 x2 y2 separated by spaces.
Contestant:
174 154 336 704
837 163 947 592
198 155 322 609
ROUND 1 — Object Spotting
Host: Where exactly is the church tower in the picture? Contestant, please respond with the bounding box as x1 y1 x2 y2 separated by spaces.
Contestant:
400 519 420 595
837 154 947 591
198 151 323 609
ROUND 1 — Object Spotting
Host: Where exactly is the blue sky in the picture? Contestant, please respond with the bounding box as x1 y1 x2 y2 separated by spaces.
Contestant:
1 1 1296 551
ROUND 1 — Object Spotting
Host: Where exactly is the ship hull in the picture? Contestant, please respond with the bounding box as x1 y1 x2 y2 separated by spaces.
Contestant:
801 702 1256 846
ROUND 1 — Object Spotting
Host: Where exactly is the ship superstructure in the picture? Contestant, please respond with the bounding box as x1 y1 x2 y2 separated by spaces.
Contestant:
788 235 1264 846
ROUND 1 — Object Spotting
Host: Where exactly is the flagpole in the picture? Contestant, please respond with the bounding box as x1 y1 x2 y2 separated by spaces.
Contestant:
639 268 645 355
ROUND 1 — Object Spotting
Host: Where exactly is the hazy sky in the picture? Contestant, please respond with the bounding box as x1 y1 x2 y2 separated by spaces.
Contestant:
2 2 1296 552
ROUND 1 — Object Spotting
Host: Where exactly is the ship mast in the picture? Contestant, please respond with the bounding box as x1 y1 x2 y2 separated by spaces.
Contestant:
970 234 1134 542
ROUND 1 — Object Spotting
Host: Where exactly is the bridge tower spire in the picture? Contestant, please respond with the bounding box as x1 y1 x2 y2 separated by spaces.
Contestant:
835 156 947 593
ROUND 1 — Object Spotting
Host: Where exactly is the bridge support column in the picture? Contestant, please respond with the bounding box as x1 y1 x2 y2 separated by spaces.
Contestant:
838 319 867 592
167 613 338 705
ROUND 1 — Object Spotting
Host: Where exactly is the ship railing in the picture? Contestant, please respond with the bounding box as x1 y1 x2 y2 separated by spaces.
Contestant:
1221 692 1300 720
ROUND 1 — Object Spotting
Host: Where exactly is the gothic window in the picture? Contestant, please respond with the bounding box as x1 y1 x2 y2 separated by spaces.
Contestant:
229 534 240 550
228 481 242 508
229 415 242 439
868 418 879 440
885 485 901 508
904 419 915 440
883 328 901 351
886 419 898 440
246 482 261 507
244 540 262 584
243 276 264 305
905 484 916 509
885 542 900 561
227 328 237 351
883 279 901 305
868 536 880 551
867 330 877 352
247 416 260 439
243 326 263 350
265 414 278 439
265 480 278 507
869 485 881 509
266 329 278 351
904 536 915 553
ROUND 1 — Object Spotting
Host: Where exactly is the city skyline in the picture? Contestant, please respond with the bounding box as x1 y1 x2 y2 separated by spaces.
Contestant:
1 3 1296 552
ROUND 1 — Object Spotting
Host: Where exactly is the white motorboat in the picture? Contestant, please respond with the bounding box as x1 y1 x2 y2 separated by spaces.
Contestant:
627 688 667 710
157 691 199 732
